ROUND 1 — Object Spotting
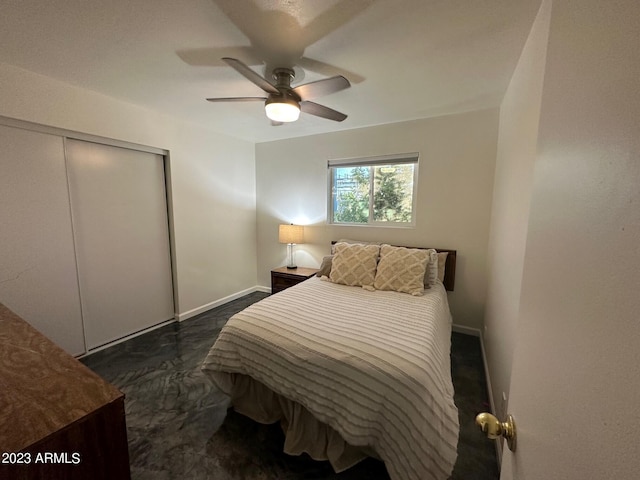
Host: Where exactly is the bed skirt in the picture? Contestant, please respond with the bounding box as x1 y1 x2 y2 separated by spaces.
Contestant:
223 372 377 473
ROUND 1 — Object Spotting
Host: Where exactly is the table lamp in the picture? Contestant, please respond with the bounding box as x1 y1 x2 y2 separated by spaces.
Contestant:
279 224 304 269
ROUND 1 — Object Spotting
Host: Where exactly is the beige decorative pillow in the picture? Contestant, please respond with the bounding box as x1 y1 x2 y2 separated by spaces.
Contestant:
437 252 449 282
329 243 380 288
374 245 430 296
331 238 382 254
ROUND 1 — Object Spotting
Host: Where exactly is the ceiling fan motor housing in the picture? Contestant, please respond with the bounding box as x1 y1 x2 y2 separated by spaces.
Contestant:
265 67 301 122
270 68 301 103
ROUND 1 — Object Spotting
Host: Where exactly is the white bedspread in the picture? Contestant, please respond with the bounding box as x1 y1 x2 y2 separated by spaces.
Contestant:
202 277 459 480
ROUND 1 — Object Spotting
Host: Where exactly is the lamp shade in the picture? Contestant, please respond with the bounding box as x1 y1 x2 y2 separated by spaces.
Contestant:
279 224 304 244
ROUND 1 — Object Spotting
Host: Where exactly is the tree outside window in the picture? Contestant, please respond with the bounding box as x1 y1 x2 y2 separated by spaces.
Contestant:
373 164 414 223
329 154 418 226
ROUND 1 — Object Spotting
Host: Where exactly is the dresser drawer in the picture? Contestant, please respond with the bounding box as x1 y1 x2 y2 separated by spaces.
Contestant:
270 267 319 294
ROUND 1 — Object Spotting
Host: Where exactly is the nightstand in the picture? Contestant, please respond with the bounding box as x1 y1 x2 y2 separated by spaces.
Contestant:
271 266 319 294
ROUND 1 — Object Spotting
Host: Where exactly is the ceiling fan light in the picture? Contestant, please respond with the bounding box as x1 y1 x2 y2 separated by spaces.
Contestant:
265 97 300 123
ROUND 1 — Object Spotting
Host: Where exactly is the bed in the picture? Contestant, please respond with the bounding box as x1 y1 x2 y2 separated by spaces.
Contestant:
202 242 459 480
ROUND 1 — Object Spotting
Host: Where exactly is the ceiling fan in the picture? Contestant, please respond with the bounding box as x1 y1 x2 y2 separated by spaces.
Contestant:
206 57 350 124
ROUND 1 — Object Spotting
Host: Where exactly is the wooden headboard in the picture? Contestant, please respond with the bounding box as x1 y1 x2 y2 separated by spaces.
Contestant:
330 242 457 291
434 248 457 292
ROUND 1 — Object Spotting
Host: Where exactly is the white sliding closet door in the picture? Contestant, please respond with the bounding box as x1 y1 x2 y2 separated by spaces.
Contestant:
65 139 174 349
0 125 85 355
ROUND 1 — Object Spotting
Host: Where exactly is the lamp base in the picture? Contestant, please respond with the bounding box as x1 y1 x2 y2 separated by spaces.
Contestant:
286 243 297 270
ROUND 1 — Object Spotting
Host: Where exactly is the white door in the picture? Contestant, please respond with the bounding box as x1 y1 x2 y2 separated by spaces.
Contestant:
0 125 85 355
498 1 640 478
65 139 174 349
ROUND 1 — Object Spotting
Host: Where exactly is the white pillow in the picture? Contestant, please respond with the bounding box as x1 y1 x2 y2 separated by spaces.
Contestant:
437 251 449 282
422 249 439 288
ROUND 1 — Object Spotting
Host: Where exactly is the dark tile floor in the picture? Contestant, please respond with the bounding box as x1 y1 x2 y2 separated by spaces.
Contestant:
81 292 499 480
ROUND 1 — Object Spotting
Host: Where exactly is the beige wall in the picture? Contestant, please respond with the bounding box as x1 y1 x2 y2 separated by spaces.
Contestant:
256 109 499 329
0 62 257 319
483 0 550 420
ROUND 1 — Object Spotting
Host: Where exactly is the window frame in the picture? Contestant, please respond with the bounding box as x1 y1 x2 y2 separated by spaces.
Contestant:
327 152 419 227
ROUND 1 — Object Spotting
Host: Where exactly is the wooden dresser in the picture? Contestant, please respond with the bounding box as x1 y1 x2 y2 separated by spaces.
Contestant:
0 303 130 480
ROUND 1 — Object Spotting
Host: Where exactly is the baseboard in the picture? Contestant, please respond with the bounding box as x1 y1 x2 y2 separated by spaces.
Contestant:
452 323 502 465
177 286 269 321
478 330 502 466
452 325 497 413
452 324 481 337
78 286 270 358
78 317 177 358
477 332 497 415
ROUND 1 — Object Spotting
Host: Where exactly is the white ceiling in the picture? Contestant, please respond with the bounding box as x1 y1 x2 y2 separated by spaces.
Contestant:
0 0 541 143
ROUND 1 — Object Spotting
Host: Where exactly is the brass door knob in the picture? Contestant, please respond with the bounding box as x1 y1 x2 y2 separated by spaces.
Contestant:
475 412 517 452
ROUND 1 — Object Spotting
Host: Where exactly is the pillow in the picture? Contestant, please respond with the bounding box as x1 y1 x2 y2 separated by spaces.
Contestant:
331 238 382 254
374 244 430 296
437 251 449 283
423 249 439 288
329 243 380 288
316 255 333 277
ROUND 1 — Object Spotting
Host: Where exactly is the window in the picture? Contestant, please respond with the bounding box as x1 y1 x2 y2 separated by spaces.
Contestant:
328 153 419 226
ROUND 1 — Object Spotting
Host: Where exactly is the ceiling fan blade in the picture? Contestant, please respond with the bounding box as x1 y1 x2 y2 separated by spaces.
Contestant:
222 57 279 95
206 96 266 102
300 101 347 122
292 76 350 101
